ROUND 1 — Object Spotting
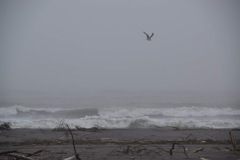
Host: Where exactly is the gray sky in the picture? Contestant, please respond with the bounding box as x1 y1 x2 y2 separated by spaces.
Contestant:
1 0 240 94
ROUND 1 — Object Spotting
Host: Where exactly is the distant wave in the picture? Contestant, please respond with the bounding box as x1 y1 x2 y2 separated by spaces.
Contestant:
0 105 239 129
98 106 240 117
0 105 98 118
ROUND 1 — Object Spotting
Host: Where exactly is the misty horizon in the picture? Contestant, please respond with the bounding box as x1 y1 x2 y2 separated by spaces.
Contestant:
1 0 240 95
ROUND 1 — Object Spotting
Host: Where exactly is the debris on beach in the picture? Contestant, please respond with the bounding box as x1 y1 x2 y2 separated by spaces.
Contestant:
75 125 103 132
227 131 240 152
193 147 205 153
0 121 12 130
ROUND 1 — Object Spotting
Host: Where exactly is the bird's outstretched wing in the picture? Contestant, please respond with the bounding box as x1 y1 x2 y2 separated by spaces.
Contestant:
143 32 150 38
150 33 154 38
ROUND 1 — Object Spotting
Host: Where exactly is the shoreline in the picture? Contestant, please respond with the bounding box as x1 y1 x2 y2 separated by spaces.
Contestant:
1 128 240 145
0 128 239 159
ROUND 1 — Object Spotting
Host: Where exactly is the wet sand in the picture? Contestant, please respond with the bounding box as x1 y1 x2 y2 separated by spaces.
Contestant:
0 128 239 159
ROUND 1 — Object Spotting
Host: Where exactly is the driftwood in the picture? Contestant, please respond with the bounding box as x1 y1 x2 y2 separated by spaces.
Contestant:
155 146 170 154
38 144 48 160
169 142 188 158
0 122 12 130
63 155 77 160
228 131 240 152
193 147 204 153
24 149 44 157
110 145 162 156
0 148 46 160
66 124 81 160
5 153 35 160
1 124 82 160
184 134 192 140
110 145 178 156
75 126 102 132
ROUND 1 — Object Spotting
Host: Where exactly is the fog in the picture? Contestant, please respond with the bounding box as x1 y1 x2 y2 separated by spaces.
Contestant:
1 0 240 95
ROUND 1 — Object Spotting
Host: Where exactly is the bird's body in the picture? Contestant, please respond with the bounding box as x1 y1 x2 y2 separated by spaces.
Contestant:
143 32 154 41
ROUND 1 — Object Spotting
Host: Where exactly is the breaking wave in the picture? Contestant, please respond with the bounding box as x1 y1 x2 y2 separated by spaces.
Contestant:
0 105 239 129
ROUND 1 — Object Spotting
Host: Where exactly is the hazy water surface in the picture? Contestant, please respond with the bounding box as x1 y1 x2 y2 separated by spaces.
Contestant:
0 91 239 129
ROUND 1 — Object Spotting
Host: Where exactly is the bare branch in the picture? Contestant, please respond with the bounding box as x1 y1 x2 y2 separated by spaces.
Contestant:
66 124 81 160
169 142 188 158
193 147 204 153
229 131 237 152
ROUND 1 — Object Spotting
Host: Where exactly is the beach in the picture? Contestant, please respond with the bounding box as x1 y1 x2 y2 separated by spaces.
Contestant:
1 0 240 159
0 128 239 160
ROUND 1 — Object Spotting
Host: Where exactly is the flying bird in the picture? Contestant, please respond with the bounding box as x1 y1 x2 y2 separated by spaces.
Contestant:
143 32 154 41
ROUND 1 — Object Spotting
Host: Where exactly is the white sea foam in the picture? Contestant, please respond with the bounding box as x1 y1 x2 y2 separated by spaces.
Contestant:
0 105 239 129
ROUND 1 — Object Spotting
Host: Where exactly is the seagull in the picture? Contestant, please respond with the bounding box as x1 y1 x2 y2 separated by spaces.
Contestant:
143 32 154 41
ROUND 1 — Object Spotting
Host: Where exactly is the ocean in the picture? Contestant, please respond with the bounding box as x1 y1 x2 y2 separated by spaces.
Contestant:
0 91 239 129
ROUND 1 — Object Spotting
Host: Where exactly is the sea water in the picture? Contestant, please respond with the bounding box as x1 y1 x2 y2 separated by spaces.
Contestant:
0 91 239 129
